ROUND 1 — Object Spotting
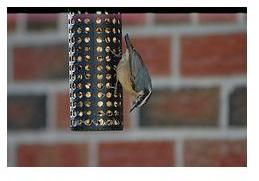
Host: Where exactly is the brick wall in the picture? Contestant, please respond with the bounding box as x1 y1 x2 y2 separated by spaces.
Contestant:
7 13 247 167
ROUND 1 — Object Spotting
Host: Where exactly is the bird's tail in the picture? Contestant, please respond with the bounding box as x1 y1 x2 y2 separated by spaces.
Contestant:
124 33 134 52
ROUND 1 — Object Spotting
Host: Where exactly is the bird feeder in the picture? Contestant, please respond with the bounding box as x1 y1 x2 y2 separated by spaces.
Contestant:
68 11 123 131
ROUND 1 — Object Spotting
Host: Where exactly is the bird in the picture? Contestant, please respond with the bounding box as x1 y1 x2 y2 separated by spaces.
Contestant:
111 33 152 112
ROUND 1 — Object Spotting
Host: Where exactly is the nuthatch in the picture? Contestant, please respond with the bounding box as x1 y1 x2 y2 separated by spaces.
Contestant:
111 33 152 112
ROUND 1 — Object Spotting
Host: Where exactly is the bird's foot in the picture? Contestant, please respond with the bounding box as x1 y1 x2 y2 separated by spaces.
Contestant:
109 86 118 95
110 49 122 58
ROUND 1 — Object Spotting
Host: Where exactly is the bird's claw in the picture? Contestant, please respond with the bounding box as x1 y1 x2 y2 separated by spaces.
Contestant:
110 49 122 58
109 86 118 95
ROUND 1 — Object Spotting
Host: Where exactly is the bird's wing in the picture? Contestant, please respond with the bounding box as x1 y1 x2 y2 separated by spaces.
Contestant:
130 50 149 92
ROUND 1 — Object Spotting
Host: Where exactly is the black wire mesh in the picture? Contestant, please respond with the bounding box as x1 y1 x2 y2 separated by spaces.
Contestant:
68 12 123 131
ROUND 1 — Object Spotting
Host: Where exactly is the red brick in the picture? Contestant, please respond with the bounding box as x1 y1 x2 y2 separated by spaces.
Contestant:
140 88 219 127
130 36 171 76
198 13 237 23
26 14 58 31
17 143 88 166
184 139 246 166
14 45 68 81
8 94 46 130
7 14 17 33
155 14 190 24
122 14 146 26
56 91 70 129
99 141 174 166
181 33 246 76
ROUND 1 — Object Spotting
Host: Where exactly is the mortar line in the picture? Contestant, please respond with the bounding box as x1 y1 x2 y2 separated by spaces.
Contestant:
131 108 139 130
16 14 27 34
146 13 155 26
7 76 247 92
7 139 17 167
190 13 199 25
8 128 247 144
219 84 227 131
7 45 14 83
171 33 181 80
58 13 67 34
237 13 246 25
175 138 184 167
88 141 98 167
46 91 57 131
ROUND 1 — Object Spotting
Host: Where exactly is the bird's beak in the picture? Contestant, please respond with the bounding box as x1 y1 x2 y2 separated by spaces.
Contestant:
129 104 137 113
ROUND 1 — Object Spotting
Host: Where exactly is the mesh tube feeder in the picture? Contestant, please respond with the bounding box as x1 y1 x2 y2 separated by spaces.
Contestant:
68 11 123 131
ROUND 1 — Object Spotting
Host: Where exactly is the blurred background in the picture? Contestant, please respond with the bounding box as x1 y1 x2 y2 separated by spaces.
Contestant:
7 13 247 167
